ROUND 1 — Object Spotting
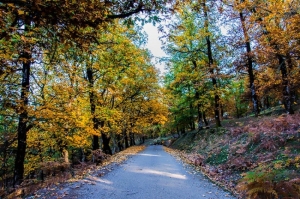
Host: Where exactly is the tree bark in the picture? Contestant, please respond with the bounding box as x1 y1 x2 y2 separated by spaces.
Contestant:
101 132 112 155
181 127 186 134
14 45 32 186
277 54 294 114
129 132 135 146
116 134 123 152
189 103 195 130
203 111 209 127
176 126 180 137
220 103 224 120
202 0 221 127
123 130 129 148
62 148 69 164
239 3 260 117
87 66 100 150
265 96 270 109
197 104 204 130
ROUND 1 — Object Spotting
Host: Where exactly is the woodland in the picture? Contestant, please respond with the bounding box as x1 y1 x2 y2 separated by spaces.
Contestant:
0 0 299 198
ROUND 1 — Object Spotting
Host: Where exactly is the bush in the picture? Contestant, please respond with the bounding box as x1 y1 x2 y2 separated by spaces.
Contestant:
89 149 110 164
237 161 300 199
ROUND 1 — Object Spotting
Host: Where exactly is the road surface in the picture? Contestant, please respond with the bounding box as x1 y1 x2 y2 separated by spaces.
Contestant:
65 145 236 199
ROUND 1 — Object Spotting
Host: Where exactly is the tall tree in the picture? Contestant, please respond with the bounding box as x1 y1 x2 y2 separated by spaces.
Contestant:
235 0 260 116
0 0 172 185
163 0 225 129
201 0 222 127
244 0 299 114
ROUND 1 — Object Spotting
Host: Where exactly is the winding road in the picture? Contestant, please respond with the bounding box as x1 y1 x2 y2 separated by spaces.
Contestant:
65 145 236 199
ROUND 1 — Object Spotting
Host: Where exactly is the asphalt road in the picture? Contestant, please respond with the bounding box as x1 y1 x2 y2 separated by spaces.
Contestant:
65 145 236 199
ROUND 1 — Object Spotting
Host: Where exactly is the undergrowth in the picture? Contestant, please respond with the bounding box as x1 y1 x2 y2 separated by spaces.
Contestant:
237 157 300 199
169 113 300 198
5 146 145 199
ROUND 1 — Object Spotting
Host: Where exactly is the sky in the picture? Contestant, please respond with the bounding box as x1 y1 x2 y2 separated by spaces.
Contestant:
143 23 167 75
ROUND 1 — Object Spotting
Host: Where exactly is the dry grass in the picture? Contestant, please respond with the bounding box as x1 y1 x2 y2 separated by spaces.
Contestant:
165 113 300 199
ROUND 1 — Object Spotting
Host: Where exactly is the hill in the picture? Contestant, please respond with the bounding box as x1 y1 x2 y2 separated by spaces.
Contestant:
166 111 300 198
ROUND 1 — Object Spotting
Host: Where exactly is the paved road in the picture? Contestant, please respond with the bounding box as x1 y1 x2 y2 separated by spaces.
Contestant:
66 145 235 199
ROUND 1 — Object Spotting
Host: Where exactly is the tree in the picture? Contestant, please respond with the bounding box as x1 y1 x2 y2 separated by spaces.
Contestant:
240 0 300 114
163 0 227 130
223 0 260 116
200 0 222 127
1 0 173 185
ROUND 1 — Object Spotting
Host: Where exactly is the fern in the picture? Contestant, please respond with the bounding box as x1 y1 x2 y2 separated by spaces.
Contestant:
247 186 278 199
275 178 300 199
237 169 300 199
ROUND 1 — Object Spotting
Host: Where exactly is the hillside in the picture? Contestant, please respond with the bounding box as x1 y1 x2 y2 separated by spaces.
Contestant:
166 111 300 198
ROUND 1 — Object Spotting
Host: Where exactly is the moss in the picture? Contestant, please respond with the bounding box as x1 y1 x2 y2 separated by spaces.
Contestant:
206 145 229 165
171 132 197 151
247 142 259 153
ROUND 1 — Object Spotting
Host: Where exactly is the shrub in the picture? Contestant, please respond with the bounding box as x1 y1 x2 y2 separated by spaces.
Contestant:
237 163 300 199
89 149 110 164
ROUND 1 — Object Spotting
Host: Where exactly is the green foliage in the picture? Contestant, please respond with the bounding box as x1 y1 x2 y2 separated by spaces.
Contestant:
0 115 17 185
171 130 198 151
223 80 249 118
206 145 229 165
0 9 169 191
237 162 300 199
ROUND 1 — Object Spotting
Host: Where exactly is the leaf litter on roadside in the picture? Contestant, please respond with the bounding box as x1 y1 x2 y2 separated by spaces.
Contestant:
24 146 146 198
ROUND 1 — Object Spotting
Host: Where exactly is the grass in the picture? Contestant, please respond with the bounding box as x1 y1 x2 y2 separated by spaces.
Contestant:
206 145 229 165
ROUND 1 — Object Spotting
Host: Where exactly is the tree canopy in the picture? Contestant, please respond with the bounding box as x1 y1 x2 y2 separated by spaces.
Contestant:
0 0 299 193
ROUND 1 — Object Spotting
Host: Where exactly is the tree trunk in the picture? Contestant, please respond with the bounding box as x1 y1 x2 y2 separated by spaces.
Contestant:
197 104 204 130
252 8 294 114
98 121 111 154
277 54 294 114
92 134 99 150
14 30 32 186
189 103 195 130
181 127 186 134
265 96 270 109
286 54 296 107
116 134 123 152
62 148 69 164
188 86 195 130
87 66 100 150
220 103 224 120
101 132 112 155
123 130 129 148
202 0 221 127
14 62 30 185
203 112 209 127
176 126 180 137
239 0 260 117
129 132 135 146
190 121 195 130
81 148 86 162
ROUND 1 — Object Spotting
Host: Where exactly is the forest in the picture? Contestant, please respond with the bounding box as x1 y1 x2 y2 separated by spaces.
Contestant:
0 0 299 198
